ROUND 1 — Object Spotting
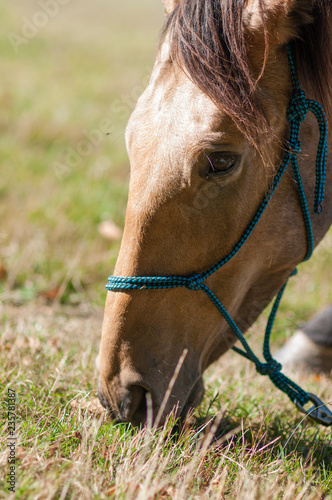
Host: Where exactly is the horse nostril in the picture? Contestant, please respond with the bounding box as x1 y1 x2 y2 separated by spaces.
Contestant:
97 380 152 425
125 385 150 426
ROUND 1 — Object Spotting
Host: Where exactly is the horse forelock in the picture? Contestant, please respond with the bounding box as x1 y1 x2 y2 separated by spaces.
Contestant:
162 0 332 145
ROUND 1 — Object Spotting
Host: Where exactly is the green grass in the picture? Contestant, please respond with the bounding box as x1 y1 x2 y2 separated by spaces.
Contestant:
0 1 331 498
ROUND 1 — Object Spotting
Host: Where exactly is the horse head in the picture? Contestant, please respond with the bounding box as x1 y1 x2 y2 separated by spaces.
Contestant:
97 0 332 426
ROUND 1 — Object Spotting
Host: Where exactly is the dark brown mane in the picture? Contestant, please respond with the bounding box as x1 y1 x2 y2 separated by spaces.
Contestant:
163 0 332 144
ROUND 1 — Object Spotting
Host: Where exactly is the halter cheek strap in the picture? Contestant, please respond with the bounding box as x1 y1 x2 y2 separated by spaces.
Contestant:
106 44 332 426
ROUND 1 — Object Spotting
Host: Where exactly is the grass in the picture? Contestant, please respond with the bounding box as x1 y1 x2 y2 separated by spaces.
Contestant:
1 303 332 499
0 1 331 498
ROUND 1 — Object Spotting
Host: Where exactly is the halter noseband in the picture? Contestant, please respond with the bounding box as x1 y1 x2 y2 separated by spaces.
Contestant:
106 44 332 426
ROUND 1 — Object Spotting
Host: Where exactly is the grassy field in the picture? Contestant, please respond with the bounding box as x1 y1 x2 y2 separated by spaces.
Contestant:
0 1 331 498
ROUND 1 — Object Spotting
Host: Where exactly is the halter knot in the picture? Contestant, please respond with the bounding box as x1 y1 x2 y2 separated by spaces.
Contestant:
255 360 282 376
185 273 204 291
287 90 308 123
288 138 301 155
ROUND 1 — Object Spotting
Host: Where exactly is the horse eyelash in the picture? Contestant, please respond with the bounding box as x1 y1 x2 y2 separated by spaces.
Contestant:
204 153 215 172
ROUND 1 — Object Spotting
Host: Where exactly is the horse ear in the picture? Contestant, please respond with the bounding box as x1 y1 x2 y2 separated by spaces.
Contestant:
244 0 312 47
162 0 182 15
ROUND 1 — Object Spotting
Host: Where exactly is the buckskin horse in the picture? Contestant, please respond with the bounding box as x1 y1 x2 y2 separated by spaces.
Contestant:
97 0 332 426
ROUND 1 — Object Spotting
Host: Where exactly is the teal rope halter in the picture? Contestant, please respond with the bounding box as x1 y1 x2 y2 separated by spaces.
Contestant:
106 44 332 426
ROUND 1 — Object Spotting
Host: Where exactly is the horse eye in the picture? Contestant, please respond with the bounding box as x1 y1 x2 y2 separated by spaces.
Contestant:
206 153 238 174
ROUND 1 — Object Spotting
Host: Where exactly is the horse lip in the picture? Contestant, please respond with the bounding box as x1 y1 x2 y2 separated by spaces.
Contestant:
97 377 117 418
97 388 120 421
180 377 205 420
97 380 110 410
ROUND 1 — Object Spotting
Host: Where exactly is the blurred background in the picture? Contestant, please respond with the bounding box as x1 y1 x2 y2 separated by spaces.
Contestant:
0 0 164 308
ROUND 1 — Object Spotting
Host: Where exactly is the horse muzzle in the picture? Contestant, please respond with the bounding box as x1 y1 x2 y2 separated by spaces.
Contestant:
97 370 205 426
